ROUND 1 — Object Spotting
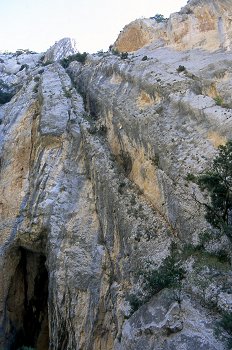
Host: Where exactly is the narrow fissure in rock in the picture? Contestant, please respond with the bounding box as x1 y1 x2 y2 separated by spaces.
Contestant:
5 248 49 350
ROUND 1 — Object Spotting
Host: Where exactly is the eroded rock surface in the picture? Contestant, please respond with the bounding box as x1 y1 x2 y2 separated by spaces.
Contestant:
44 38 78 63
0 1 232 349
114 0 232 52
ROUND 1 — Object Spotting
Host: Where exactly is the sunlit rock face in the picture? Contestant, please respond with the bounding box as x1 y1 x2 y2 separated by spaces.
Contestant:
113 18 166 52
114 0 232 52
0 1 232 349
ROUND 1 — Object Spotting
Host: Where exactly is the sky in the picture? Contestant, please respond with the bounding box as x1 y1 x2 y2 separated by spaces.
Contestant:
0 0 187 53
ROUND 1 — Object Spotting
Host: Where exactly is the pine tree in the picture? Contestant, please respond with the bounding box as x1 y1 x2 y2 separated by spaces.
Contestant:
197 141 232 240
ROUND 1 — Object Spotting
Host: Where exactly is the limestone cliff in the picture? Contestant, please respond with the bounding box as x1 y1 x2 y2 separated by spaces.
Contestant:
114 0 232 52
1 1 232 350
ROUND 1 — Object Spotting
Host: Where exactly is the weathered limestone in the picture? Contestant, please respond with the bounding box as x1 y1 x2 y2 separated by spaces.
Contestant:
0 1 232 349
114 0 232 52
44 38 78 63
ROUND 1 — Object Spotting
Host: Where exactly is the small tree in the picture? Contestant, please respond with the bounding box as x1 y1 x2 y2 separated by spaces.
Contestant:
150 14 167 23
197 141 232 240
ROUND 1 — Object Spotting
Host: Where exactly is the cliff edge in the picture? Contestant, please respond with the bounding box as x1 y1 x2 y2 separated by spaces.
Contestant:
114 0 232 52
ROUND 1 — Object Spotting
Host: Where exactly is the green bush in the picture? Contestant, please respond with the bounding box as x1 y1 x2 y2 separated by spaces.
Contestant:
217 312 232 348
219 312 232 335
60 52 88 68
64 89 72 98
0 90 14 104
121 52 128 59
142 255 185 295
126 293 145 313
196 141 232 240
111 48 120 56
150 14 167 22
128 252 185 313
177 65 186 73
185 173 195 182
214 96 224 106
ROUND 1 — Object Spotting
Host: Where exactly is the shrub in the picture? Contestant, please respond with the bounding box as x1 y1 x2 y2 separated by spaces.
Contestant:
196 141 232 240
60 52 88 68
214 96 224 106
177 65 186 73
185 173 195 182
118 182 126 194
121 52 128 59
219 312 232 335
0 90 14 104
97 49 104 56
119 150 132 175
39 54 45 62
142 255 185 295
88 125 97 134
151 154 159 167
217 312 232 348
185 8 193 15
215 250 230 263
64 89 72 98
128 252 185 313
150 14 167 22
98 124 107 135
126 293 144 313
112 48 120 56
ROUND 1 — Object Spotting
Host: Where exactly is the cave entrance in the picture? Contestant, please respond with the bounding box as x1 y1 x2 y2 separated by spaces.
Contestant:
6 247 49 350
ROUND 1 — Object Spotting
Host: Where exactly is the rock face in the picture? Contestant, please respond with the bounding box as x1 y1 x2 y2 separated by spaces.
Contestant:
0 1 232 350
44 38 78 63
113 19 164 52
114 0 232 52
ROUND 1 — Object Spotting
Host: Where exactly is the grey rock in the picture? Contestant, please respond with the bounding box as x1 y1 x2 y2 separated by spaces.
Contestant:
0 1 232 349
44 37 78 63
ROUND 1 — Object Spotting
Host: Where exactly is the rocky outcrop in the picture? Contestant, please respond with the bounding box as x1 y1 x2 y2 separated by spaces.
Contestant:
113 19 165 52
44 38 78 63
66 41 232 348
1 1 232 349
114 0 232 52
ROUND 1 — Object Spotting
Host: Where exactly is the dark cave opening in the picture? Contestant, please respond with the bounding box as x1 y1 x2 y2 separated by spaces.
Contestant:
5 247 49 350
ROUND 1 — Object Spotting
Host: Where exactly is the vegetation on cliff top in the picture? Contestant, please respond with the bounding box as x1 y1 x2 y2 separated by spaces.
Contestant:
150 14 167 22
60 52 88 68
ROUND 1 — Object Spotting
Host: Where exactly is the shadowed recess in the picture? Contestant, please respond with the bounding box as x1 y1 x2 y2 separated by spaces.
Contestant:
5 248 49 350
